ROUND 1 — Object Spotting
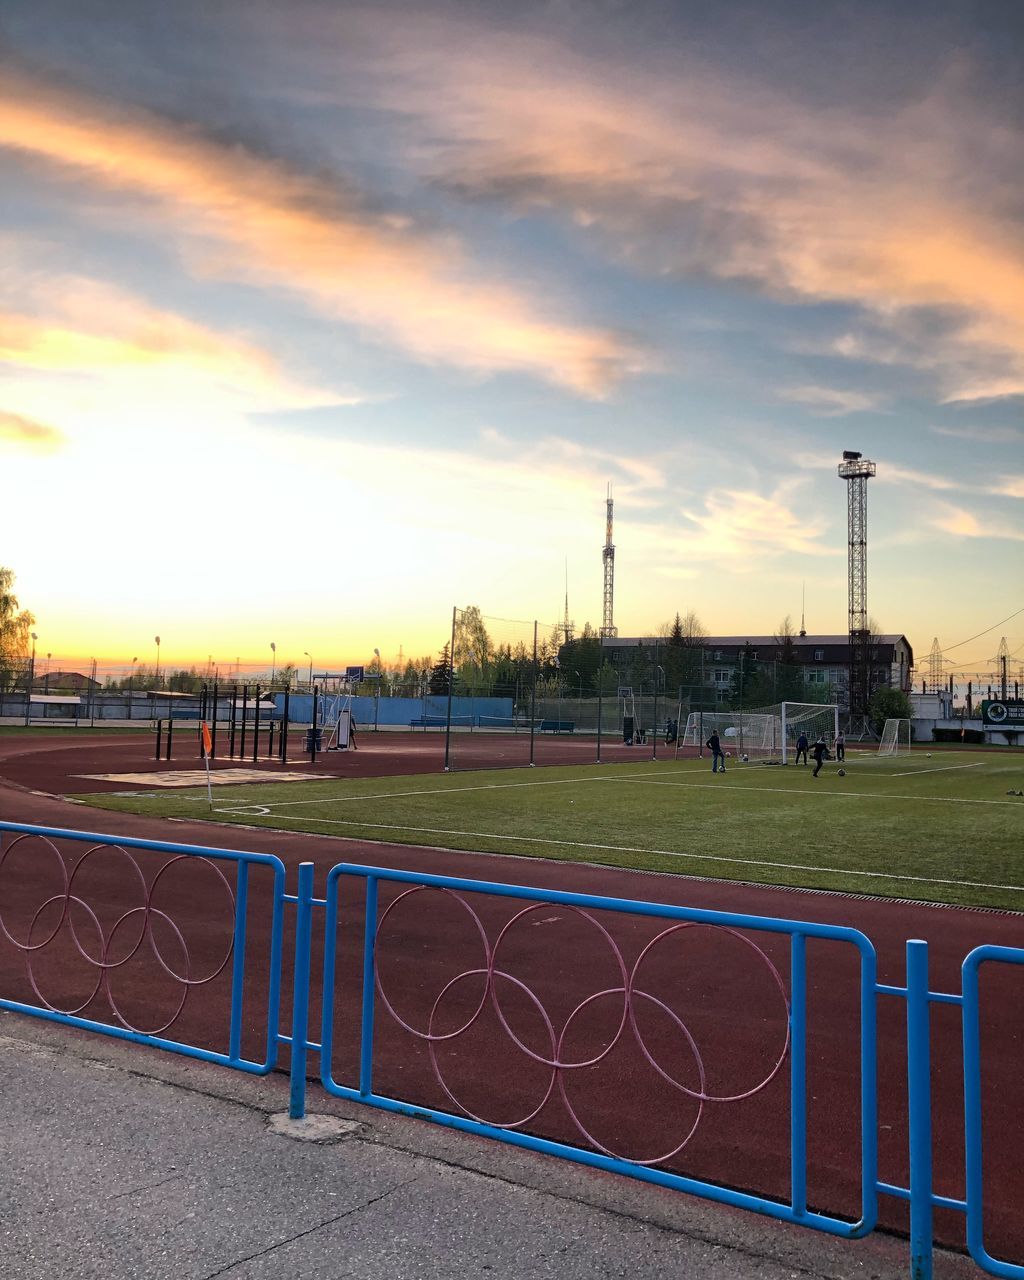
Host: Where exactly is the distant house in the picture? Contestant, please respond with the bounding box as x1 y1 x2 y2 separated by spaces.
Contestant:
31 671 101 693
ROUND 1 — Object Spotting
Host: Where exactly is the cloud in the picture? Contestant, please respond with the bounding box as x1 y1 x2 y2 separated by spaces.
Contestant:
0 276 352 409
778 385 882 416
677 483 840 565
0 70 643 397
0 409 64 450
930 424 1023 446
931 503 1024 542
332 14 1024 400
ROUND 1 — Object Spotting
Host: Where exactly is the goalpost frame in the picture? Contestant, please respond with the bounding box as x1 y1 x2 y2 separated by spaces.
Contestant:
780 702 839 765
878 718 912 756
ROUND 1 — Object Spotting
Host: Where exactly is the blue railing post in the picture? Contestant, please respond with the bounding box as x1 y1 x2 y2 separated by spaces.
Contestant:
790 932 807 1218
228 860 249 1062
289 861 315 1120
359 876 379 1096
906 939 933 1280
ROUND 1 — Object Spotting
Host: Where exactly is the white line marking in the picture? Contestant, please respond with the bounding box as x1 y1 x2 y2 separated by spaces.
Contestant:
605 776 1021 806
203 810 1024 896
888 763 986 778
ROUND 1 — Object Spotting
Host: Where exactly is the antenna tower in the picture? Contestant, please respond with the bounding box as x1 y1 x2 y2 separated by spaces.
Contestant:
600 484 617 638
927 637 943 693
995 636 1010 700
562 560 575 645
837 450 876 725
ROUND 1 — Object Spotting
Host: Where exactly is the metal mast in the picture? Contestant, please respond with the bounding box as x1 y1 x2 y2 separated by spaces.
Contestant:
562 559 575 645
837 451 876 725
600 484 617 638
995 636 1010 700
927 637 943 693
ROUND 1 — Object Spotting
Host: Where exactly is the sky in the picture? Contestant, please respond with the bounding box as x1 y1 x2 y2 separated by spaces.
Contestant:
2 0 1022 680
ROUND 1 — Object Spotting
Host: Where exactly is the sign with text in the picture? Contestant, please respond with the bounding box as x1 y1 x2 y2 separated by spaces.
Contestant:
981 699 1024 728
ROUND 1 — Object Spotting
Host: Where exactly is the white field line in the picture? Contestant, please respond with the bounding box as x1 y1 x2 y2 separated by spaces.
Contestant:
605 776 1021 806
204 809 1024 897
888 763 986 778
211 770 660 813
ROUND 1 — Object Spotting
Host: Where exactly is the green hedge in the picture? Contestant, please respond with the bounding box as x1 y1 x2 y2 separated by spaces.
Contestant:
933 727 984 743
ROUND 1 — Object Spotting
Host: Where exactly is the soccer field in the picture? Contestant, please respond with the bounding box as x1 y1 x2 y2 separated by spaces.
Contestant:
81 748 1024 911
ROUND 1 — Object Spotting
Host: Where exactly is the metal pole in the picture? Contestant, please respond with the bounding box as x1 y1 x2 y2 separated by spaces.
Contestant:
165 714 174 761
596 671 603 763
240 684 249 759
529 620 538 766
252 684 261 763
211 679 218 758
906 940 934 1280
443 605 457 771
229 684 237 758
288 862 315 1120
280 688 290 762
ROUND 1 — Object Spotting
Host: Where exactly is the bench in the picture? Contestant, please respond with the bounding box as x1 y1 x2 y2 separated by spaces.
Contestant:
540 719 575 734
409 716 449 729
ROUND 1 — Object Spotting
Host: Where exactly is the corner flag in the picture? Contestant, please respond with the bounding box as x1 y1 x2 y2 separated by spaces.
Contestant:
201 721 214 807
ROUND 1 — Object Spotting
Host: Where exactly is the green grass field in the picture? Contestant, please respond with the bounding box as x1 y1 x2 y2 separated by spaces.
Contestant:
79 748 1024 911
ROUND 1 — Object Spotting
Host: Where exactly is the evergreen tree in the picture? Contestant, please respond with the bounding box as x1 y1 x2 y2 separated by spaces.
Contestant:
428 643 453 695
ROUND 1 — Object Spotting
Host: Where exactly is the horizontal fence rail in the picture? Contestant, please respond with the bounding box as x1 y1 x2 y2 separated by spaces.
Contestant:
0 821 286 1073
1 822 1022 1279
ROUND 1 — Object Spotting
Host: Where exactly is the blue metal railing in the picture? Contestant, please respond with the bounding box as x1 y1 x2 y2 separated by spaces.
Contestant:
1 822 1022 1278
312 862 880 1239
0 820 286 1073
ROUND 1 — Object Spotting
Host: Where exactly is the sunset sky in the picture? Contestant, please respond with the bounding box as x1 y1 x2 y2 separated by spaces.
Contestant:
2 0 1022 679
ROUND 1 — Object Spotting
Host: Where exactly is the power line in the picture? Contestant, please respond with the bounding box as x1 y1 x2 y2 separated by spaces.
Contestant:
941 605 1024 653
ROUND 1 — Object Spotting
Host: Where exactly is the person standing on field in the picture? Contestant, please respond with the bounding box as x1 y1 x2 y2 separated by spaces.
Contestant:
707 730 726 773
795 731 809 765
811 735 829 777
834 730 845 762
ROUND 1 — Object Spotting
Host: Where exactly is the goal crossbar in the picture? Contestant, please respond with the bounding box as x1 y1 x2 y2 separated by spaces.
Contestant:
682 702 839 764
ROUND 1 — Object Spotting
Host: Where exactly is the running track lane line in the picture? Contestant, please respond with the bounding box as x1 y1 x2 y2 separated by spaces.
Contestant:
187 809 1024 898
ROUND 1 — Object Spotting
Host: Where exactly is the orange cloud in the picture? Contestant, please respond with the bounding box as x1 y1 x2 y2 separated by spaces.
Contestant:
0 409 64 450
340 16 1024 398
0 73 640 396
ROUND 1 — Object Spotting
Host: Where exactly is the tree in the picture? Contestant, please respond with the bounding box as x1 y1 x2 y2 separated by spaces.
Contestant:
868 687 913 735
0 567 35 693
774 615 804 702
453 606 492 692
428 643 453 695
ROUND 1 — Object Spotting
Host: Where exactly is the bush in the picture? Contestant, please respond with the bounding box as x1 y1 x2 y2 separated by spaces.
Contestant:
933 727 984 744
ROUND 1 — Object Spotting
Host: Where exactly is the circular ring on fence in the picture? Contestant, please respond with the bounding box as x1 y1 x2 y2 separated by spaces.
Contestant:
557 988 705 1165
374 888 491 1041
488 905 630 1069
104 908 191 1036
428 968 558 1129
0 832 70 951
64 843 150 968
146 855 235 985
629 923 790 1102
26 894 104 1016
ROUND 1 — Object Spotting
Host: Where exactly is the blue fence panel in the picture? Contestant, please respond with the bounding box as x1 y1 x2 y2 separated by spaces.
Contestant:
314 862 879 1238
0 821 286 1074
962 945 1024 1280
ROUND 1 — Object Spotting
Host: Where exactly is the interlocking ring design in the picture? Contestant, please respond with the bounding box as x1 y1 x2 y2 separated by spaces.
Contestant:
0 832 235 1037
374 887 790 1165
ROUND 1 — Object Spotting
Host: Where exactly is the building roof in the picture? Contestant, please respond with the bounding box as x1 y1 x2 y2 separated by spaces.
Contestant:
604 634 910 649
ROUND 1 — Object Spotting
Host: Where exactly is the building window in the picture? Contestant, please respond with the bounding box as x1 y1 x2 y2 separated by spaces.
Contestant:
807 670 826 685
714 650 722 661
750 650 758 660
714 669 731 685
814 649 825 660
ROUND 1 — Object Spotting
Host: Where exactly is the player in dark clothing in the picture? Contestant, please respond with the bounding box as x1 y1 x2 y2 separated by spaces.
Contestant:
795 732 809 765
707 731 726 773
811 736 829 777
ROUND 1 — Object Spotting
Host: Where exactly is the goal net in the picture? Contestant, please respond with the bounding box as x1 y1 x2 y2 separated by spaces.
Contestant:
682 702 839 764
878 718 912 756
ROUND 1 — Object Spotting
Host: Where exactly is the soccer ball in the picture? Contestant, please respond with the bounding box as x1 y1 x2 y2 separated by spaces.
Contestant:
838 768 846 777
741 754 749 762
926 753 932 758
725 750 731 757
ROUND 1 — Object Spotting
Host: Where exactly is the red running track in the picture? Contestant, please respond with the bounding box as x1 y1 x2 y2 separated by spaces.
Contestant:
0 731 1022 1259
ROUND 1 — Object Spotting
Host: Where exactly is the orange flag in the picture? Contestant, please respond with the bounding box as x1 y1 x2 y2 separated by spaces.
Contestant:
201 720 213 755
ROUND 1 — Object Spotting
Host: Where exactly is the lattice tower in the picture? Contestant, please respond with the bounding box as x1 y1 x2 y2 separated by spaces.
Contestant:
995 636 1010 699
600 483 617 638
837 452 876 720
562 560 575 645
927 637 944 693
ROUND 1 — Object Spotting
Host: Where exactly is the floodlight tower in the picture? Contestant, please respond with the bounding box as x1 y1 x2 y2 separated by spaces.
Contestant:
995 636 1010 700
837 451 876 725
600 483 617 639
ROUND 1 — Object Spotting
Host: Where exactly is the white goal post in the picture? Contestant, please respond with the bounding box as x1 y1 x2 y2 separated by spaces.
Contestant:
681 702 839 764
878 718 912 756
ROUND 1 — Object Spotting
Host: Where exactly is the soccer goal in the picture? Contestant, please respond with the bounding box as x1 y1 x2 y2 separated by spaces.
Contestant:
681 702 839 764
878 718 912 756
